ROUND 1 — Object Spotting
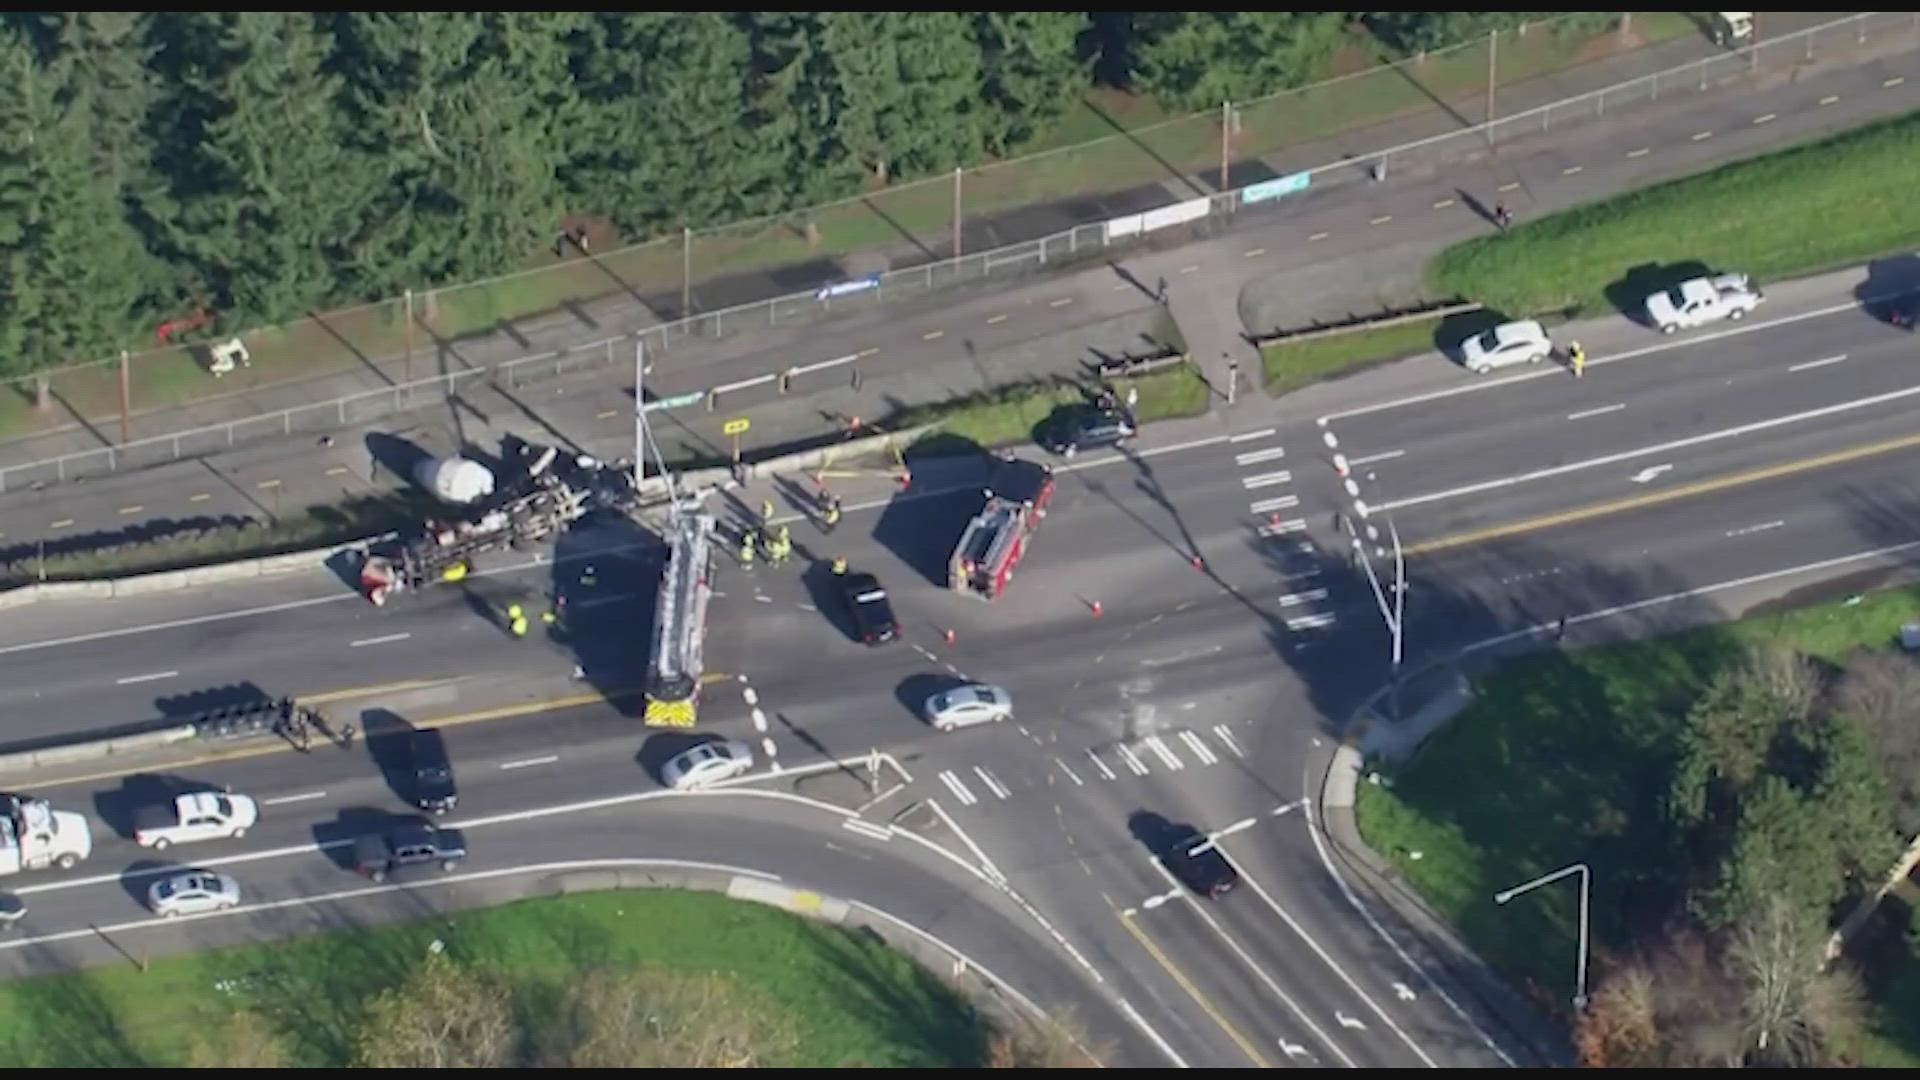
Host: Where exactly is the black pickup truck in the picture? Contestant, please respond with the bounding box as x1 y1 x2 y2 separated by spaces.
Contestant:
352 818 466 883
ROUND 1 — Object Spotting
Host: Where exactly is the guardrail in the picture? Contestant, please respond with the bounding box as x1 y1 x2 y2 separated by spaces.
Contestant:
1251 300 1483 348
1 11 1906 494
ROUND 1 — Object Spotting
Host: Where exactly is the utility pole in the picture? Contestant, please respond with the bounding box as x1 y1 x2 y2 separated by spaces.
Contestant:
1219 101 1231 194
118 349 130 445
1486 29 1499 144
1351 516 1406 717
952 167 963 258
681 226 692 319
403 288 414 388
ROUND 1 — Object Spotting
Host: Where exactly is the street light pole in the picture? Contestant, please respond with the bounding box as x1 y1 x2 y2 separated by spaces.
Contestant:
1494 862 1591 1011
1350 513 1406 715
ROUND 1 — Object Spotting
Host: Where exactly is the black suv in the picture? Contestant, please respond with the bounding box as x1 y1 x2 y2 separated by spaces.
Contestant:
1873 293 1917 331
838 571 900 646
1162 825 1238 899
407 727 458 815
353 819 466 883
1043 405 1136 458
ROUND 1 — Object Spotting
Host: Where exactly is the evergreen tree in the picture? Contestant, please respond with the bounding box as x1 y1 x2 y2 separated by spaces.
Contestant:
1129 12 1347 113
739 12 861 206
818 12 986 183
974 13 1090 154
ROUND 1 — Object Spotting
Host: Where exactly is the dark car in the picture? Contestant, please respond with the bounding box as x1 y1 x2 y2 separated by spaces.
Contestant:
838 571 899 646
352 818 466 883
407 727 458 815
1872 293 1917 330
1162 825 1238 899
1043 406 1136 458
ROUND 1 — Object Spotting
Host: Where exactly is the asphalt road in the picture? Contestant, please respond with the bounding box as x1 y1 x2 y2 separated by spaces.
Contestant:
3 42 1915 565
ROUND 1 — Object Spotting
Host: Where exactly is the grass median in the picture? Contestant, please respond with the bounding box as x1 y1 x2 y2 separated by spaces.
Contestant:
1427 109 1920 317
1260 317 1451 396
1354 584 1920 1064
897 361 1210 456
0 888 989 1067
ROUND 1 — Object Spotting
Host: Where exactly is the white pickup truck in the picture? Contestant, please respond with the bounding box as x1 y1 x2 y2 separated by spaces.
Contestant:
1645 273 1764 334
134 791 259 850
0 796 92 873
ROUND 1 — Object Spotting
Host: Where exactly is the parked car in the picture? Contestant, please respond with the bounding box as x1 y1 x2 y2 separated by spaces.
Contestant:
134 790 259 850
837 571 900 646
1644 273 1763 333
923 684 1013 732
1042 406 1136 457
1459 320 1552 374
353 819 466 884
1161 825 1238 900
406 728 458 815
660 739 754 791
147 869 241 918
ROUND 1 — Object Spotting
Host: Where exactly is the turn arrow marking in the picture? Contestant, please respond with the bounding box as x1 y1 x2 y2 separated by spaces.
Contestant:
1630 463 1673 484
1392 981 1418 1002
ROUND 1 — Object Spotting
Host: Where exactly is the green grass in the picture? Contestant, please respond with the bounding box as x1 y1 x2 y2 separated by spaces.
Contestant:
1353 582 1920 1021
1260 317 1450 395
0 888 986 1068
1427 109 1920 318
899 363 1210 455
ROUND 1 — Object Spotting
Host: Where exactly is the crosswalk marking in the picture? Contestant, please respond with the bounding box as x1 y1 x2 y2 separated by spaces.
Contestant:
1286 612 1338 631
1117 744 1149 776
1086 748 1117 780
1180 730 1219 765
1279 588 1330 607
1143 735 1185 770
1234 446 1287 466
1241 471 1293 490
973 765 1011 799
938 770 978 806
1213 725 1246 758
1249 495 1300 515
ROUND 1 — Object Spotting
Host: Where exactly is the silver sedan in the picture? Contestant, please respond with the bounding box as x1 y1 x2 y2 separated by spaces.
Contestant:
923 684 1013 732
660 739 754 791
147 869 241 918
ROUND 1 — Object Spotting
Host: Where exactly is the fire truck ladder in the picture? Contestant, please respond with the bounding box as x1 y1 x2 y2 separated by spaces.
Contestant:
952 503 1021 595
643 510 715 727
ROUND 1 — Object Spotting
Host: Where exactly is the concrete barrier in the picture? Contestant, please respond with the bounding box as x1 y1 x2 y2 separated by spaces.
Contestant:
185 562 262 586
637 427 928 503
0 535 371 609
725 874 850 923
109 570 191 597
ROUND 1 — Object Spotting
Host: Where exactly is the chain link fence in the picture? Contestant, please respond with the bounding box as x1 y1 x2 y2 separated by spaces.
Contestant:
2 12 1910 492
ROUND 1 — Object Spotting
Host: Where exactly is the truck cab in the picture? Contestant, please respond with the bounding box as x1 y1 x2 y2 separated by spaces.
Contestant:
0 796 92 873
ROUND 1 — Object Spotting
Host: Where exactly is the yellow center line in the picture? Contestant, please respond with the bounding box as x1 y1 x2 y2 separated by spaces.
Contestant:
1117 910 1271 1067
1406 430 1920 557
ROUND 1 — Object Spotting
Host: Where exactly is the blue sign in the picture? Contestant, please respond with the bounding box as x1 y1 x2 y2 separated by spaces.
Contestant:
1242 171 1312 205
641 391 704 414
815 274 882 302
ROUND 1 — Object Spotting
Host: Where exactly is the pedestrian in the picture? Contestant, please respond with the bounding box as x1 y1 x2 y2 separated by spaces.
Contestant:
1569 341 1586 379
507 602 529 639
822 496 841 533
831 556 848 576
580 563 597 588
1494 202 1512 230
1555 615 1568 642
738 532 757 568
1155 276 1168 304
573 225 591 254
1126 385 1139 411
759 498 774 524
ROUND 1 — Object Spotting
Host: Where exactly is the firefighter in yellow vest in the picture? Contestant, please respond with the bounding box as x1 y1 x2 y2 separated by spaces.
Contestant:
506 603 529 639
831 556 848 576
768 524 792 565
738 530 757 568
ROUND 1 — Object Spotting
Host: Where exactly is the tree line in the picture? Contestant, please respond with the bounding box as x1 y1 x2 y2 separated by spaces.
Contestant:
1576 643 1920 1067
0 12 1591 381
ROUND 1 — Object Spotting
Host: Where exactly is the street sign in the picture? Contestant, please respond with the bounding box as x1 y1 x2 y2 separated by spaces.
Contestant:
722 417 751 436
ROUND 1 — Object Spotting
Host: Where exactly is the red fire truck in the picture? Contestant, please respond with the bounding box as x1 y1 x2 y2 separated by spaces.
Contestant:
949 456 1056 601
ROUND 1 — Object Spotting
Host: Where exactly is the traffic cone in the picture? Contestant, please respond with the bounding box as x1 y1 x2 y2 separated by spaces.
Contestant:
943 628 956 646
896 470 912 490
1269 512 1282 529
1089 599 1103 618
1190 555 1204 572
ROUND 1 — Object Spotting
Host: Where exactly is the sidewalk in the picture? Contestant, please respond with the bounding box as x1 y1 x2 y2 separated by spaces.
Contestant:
0 13 1877 472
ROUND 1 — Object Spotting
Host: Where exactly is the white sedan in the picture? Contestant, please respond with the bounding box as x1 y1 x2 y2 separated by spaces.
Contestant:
1459 319 1552 374
923 684 1013 732
660 740 754 791
147 869 241 918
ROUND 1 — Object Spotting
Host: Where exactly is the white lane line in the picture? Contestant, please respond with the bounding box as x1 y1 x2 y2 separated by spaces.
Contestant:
1230 427 1277 443
350 632 411 648
1625 147 1650 158
1257 518 1308 537
751 707 768 733
973 765 1011 800
1249 495 1299 514
500 755 559 771
1726 519 1786 538
1142 735 1185 771
938 770 978 806
114 670 178 686
842 818 892 841
760 737 779 764
261 791 326 807
1241 470 1292 489
1055 758 1085 786
1381 380 1920 513
1141 643 1223 668
1212 725 1245 758
1566 403 1625 421
1349 449 1404 466
1085 748 1117 780
1788 353 1846 372
1116 744 1149 776
1234 446 1288 466
1217 845 1439 1068
1286 612 1338 631
1278 588 1329 607
1179 730 1219 765
741 686 759 706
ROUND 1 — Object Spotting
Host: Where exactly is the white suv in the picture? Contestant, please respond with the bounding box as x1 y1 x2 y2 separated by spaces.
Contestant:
1460 320 1553 374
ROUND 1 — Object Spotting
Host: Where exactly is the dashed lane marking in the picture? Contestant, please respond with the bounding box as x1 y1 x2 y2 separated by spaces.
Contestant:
1350 449 1404 466
1308 231 1329 242
1882 77 1904 88
114 670 178 686
1228 427 1276 442
1567 403 1626 421
595 409 618 420
1726 520 1786 538
1116 744 1149 776
261 791 326 807
973 766 1011 800
350 632 411 648
938 770 978 806
1431 198 1455 209
1752 112 1776 124
1789 354 1847 372
189 493 211 502
761 736 778 764
1819 93 1842 105
1497 181 1520 192
1561 165 1583 176
49 519 73 529
118 505 143 516
500 755 558 770
1049 297 1074 308
1178 264 1199 275
1690 130 1713 142
1085 748 1117 780
256 479 282 489
923 329 945 341
1243 247 1266 258
325 466 349 476
1368 215 1393 226
1625 147 1650 158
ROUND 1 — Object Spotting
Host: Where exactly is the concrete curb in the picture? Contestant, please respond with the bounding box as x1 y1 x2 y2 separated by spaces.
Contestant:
0 723 197 775
1317 674 1575 1067
0 536 375 610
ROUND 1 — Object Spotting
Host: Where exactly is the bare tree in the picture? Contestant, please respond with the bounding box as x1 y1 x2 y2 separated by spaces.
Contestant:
1575 961 1658 1068
546 968 787 1068
984 1006 1105 1068
1833 649 1920 834
354 951 520 1069
1742 642 1822 723
1647 924 1743 1068
184 1009 288 1068
1728 893 1863 1067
